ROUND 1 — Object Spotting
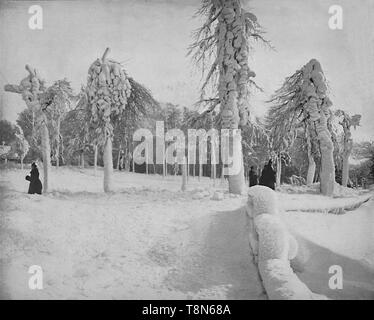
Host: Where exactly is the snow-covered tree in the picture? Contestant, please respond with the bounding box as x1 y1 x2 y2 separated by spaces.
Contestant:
13 124 29 169
265 102 299 187
87 48 157 192
61 87 94 168
189 0 269 194
113 78 158 172
4 65 51 192
335 110 361 187
268 59 335 195
16 108 41 161
87 48 132 192
45 79 74 168
0 120 16 145
241 117 270 181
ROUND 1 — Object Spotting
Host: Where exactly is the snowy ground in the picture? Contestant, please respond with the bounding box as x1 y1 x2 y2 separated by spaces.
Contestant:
0 166 373 299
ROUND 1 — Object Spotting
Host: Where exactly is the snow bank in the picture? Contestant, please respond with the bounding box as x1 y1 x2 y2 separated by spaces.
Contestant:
278 183 372 214
279 182 365 198
247 186 328 300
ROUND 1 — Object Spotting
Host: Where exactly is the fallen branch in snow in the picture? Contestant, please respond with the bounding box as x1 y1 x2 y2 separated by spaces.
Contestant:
246 185 328 300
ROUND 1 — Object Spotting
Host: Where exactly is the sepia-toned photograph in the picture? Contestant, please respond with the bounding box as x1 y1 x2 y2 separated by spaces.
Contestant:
0 0 373 303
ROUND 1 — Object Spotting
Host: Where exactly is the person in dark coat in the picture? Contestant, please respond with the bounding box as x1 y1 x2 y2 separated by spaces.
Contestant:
258 163 267 186
249 166 258 187
25 162 42 194
119 155 123 171
259 160 276 190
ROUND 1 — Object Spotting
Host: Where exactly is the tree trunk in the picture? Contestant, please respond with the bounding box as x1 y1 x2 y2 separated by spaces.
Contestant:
212 163 216 187
56 117 60 169
342 128 353 187
40 114 51 193
181 158 187 191
116 148 121 170
145 144 149 175
316 112 335 196
224 132 245 194
221 164 225 185
306 127 315 186
199 155 202 182
307 156 316 186
21 157 24 170
216 0 248 194
304 60 335 195
162 148 165 178
81 152 85 168
94 144 98 175
132 141 135 173
342 153 349 187
103 137 113 192
276 155 281 187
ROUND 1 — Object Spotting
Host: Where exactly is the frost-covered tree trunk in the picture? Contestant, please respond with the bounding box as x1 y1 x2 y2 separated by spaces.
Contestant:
146 145 149 175
190 0 263 194
276 155 281 187
315 108 335 195
162 147 166 177
81 151 85 168
132 141 136 173
94 144 98 175
56 117 61 169
303 59 335 196
341 133 351 187
15 125 29 170
212 162 216 186
217 0 254 194
40 114 51 192
307 154 316 186
342 155 349 187
199 164 202 181
116 148 121 170
335 111 361 187
305 126 315 185
181 157 187 191
103 137 113 192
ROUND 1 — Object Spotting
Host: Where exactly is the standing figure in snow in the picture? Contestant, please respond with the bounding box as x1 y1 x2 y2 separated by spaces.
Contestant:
259 160 276 190
25 162 42 194
119 155 124 171
249 166 258 187
258 163 266 186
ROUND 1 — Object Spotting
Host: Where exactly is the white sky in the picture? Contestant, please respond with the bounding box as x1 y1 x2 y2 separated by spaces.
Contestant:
0 0 373 141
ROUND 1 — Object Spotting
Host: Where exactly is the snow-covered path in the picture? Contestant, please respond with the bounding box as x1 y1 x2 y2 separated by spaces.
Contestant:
0 167 373 299
0 167 264 299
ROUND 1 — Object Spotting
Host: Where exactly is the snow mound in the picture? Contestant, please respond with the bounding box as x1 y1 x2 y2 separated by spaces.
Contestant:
247 185 279 217
211 192 224 201
254 214 298 261
247 185 328 300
